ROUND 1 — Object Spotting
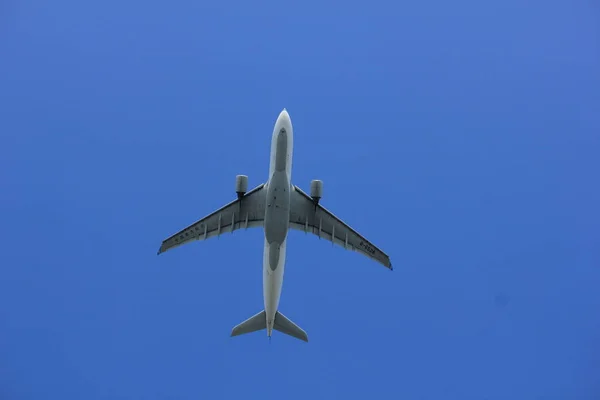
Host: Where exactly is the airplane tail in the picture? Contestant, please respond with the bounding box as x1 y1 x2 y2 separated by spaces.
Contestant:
230 310 308 342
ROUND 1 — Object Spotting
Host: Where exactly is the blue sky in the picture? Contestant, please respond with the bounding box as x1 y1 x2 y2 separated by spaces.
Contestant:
1 0 599 399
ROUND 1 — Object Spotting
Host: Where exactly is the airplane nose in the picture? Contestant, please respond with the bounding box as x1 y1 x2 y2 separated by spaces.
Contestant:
278 108 290 123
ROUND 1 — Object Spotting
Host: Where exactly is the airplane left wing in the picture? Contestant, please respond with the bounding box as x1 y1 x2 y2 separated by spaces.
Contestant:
289 185 393 270
157 183 267 255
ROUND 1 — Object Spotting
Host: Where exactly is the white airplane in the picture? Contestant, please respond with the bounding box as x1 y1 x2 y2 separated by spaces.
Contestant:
157 109 392 342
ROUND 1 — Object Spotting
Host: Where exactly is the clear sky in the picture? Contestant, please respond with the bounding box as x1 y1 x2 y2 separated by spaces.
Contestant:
1 0 599 399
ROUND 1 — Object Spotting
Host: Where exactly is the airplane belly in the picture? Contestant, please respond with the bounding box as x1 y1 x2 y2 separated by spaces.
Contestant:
263 108 294 336
264 171 290 245
263 239 286 330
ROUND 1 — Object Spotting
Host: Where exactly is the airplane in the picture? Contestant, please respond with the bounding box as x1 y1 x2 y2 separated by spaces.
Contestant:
157 109 392 342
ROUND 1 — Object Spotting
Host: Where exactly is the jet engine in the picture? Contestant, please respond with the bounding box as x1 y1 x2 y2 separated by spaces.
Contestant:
310 179 323 206
236 175 248 199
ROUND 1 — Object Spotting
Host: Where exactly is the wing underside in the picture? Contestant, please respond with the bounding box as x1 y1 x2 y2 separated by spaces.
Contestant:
157 183 392 269
157 183 267 255
289 185 392 269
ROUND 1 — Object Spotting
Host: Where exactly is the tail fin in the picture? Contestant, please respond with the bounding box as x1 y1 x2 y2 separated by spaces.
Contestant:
230 310 308 342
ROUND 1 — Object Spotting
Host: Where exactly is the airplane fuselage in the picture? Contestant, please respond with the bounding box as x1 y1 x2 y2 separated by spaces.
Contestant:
263 109 294 337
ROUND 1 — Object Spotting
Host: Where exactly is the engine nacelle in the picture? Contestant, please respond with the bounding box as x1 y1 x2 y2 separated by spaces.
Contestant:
236 175 248 198
310 179 323 205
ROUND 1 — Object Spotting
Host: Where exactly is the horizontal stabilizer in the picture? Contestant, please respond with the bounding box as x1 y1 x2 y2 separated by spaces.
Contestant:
274 311 308 342
230 310 308 342
231 310 266 337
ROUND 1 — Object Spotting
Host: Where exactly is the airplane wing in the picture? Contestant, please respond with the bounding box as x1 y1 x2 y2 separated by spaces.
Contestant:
289 185 393 270
157 183 267 255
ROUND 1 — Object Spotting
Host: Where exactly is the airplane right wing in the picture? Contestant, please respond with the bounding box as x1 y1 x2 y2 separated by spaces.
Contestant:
157 183 267 255
288 185 393 270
